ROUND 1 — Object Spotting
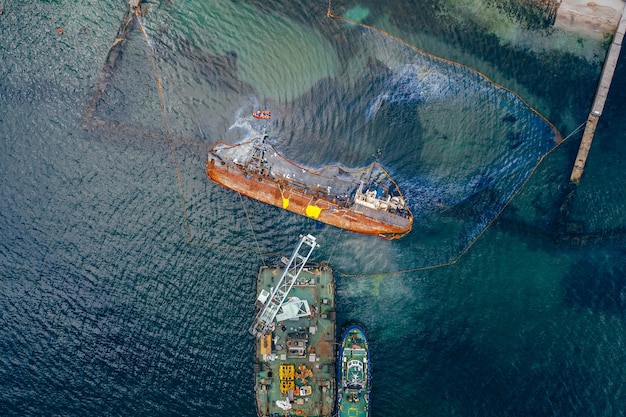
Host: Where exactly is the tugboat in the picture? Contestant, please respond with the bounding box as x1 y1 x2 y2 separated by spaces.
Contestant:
206 131 413 240
337 325 370 417
251 234 336 417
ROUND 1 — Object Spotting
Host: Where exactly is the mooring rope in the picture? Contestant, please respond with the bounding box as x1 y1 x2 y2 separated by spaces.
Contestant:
137 16 192 244
562 121 586 141
238 192 268 267
325 227 344 266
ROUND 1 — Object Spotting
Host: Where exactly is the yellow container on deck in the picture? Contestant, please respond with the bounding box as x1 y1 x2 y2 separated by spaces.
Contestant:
279 380 295 394
279 364 295 380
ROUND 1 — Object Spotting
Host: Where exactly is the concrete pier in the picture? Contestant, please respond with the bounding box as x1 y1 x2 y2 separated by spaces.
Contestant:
570 4 626 183
556 0 624 39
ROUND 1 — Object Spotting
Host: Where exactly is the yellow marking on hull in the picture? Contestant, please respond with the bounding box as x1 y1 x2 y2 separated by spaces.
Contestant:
305 204 322 219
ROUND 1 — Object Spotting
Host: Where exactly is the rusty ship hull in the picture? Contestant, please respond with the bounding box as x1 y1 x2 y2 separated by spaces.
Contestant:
206 135 413 239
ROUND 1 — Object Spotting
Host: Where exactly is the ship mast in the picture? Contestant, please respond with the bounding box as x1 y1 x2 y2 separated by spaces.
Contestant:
249 234 319 338
366 148 382 186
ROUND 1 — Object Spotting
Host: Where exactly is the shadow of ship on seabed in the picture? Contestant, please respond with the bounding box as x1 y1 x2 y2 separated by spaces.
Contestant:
82 1 254 144
83 4 137 126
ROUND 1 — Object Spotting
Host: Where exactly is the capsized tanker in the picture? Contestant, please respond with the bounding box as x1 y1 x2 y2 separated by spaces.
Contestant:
206 131 413 240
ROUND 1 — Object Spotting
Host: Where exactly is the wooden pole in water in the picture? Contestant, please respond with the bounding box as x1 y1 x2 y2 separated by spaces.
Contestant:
570 5 626 183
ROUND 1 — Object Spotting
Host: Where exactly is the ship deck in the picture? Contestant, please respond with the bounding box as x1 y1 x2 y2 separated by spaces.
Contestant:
338 326 370 417
254 265 336 417
211 138 404 204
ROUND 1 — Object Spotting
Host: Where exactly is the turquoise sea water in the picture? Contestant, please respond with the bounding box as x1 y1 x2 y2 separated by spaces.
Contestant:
1 0 625 416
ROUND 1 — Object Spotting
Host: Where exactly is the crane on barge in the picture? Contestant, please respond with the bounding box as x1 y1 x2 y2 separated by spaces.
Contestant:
249 234 319 338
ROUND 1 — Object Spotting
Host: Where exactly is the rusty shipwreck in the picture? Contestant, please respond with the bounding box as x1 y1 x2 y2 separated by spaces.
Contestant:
206 131 413 239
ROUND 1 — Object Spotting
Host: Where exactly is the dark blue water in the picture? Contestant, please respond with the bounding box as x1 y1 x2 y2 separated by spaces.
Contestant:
1 1 625 416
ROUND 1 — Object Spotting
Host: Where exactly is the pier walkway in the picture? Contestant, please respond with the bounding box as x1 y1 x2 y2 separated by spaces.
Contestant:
570 4 626 183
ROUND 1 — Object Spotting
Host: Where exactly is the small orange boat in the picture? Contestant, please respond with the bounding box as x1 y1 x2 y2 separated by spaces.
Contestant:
252 110 271 120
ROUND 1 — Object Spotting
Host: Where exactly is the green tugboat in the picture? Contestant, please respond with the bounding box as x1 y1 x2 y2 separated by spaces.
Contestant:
251 234 336 417
337 325 370 417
